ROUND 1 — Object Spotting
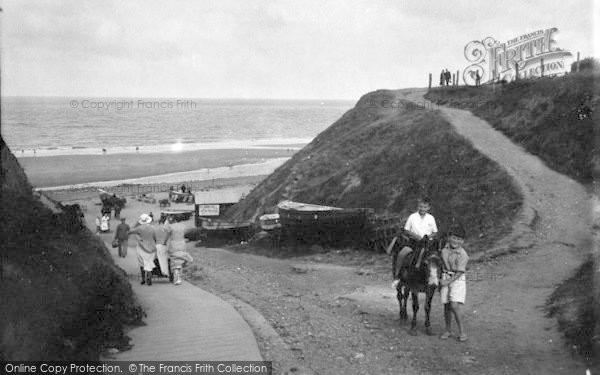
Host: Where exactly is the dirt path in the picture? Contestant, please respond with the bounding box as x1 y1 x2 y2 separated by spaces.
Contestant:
400 88 591 372
184 88 592 374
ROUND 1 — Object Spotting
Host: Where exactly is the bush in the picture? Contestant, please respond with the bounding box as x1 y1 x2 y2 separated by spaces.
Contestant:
571 57 600 73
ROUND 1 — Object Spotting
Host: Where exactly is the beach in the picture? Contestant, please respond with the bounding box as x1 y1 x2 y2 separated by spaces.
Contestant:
20 147 294 188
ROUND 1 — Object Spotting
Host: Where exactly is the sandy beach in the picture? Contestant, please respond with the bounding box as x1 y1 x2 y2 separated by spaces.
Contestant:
44 174 266 203
19 147 294 188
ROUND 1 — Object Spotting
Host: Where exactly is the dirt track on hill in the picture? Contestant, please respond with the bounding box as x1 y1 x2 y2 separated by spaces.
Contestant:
187 89 592 374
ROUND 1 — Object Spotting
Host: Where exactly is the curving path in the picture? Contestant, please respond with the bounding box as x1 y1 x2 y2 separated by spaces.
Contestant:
398 88 591 374
105 250 263 361
81 203 262 362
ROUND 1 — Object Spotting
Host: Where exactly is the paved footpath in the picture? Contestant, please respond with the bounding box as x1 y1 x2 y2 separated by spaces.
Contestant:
75 200 262 361
105 250 263 361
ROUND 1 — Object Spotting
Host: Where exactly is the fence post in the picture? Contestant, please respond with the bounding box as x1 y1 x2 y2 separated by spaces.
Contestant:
456 70 459 86
515 63 519 81
541 58 544 77
576 51 580 72
428 73 432 90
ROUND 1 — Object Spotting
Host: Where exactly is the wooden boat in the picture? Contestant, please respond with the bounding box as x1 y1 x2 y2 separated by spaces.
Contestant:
277 200 373 246
199 218 253 242
259 213 281 231
201 218 251 230
160 208 194 222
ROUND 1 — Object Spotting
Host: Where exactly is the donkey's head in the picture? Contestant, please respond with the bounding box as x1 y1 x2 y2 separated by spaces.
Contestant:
423 252 443 287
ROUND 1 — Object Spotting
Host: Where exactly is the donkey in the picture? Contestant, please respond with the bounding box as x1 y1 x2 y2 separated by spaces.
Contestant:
391 235 444 335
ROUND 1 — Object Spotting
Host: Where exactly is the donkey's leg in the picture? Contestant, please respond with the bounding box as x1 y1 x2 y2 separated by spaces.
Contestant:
410 291 419 334
398 285 408 321
424 287 435 335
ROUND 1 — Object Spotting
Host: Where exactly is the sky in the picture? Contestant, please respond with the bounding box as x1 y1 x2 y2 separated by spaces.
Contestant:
1 0 597 100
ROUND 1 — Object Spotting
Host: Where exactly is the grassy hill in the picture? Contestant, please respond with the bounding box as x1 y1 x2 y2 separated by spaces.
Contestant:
226 90 522 252
425 71 599 363
0 138 141 360
425 71 599 184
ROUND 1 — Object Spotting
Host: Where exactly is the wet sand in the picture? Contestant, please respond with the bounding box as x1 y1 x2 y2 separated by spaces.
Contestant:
19 148 294 187
45 175 266 203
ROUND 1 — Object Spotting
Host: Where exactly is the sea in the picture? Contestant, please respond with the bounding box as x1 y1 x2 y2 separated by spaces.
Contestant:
2 97 354 187
2 97 354 156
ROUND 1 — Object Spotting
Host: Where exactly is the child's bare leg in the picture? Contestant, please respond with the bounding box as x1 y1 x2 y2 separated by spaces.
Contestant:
444 303 452 332
450 302 464 335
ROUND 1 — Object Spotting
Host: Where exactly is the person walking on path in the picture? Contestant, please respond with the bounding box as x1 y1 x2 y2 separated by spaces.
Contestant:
445 69 451 86
440 70 445 86
163 216 193 285
128 214 158 286
95 215 101 235
155 216 171 279
112 194 123 219
100 212 110 232
114 218 130 258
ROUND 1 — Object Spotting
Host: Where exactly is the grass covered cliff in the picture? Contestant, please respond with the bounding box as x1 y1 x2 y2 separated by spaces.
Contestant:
425 71 599 184
0 137 142 360
226 90 522 252
425 70 599 363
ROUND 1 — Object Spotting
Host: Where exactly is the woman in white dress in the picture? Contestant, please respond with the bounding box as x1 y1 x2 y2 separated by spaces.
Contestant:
100 213 110 232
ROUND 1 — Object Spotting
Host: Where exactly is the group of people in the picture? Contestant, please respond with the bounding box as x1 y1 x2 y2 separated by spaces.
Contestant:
439 69 452 86
392 197 469 343
109 214 193 286
95 213 111 233
101 193 125 219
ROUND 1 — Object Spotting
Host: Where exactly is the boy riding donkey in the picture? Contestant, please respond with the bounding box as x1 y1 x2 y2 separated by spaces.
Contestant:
389 198 469 341
388 196 441 335
390 196 438 290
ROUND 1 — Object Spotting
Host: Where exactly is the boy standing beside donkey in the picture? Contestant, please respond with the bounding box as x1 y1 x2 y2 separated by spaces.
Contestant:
440 224 469 342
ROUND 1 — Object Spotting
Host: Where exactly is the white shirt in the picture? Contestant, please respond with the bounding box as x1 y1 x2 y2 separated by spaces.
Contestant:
404 212 437 239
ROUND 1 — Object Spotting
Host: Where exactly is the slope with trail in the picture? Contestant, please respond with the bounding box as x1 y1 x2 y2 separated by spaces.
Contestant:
399 88 591 373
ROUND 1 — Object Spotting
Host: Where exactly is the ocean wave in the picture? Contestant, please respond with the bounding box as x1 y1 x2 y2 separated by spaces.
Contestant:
14 138 309 157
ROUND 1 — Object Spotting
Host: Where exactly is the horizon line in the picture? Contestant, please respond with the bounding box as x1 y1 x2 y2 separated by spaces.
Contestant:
2 94 358 102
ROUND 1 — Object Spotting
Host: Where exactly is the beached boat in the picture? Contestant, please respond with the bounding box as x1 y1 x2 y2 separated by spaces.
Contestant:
199 218 253 242
277 200 373 246
201 218 251 230
159 208 194 222
259 213 281 231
